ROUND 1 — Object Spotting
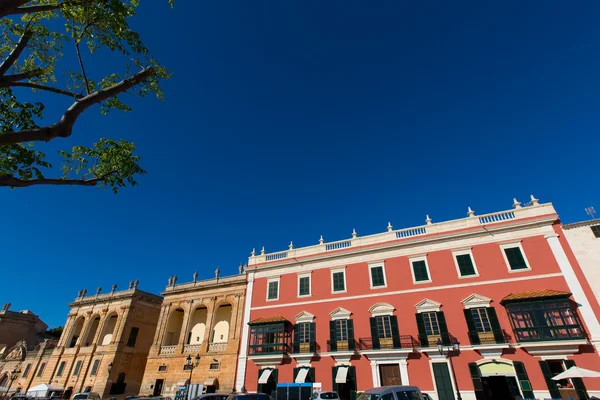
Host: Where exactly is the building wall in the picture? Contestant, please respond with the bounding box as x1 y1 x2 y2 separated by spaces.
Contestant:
563 220 600 305
240 203 600 399
0 307 48 352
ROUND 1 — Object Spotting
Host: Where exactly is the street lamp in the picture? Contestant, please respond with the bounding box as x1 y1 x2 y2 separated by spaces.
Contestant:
185 354 200 387
5 368 21 397
107 362 113 374
437 337 462 400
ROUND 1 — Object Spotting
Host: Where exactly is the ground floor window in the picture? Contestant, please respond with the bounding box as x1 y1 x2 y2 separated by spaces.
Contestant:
257 368 278 398
332 366 356 400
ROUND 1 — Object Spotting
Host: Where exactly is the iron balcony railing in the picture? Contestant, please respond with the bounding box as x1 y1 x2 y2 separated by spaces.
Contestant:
467 329 512 345
327 339 358 352
358 335 419 350
248 342 290 355
513 325 586 342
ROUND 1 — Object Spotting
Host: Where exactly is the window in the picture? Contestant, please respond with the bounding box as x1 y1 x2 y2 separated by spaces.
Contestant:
72 360 82 376
411 259 430 282
22 364 31 378
297 323 311 343
158 365 167 372
209 363 220 370
456 253 477 277
505 299 584 342
90 360 100 376
591 225 600 238
335 319 348 341
471 308 492 332
298 275 310 297
248 322 290 354
369 263 386 288
331 269 346 293
267 278 279 300
36 363 46 378
126 327 139 347
56 361 66 377
376 316 392 338
503 245 529 270
422 312 440 336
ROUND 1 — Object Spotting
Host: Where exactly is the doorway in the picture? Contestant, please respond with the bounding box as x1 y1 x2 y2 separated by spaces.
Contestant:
481 376 521 400
153 380 164 397
379 365 402 386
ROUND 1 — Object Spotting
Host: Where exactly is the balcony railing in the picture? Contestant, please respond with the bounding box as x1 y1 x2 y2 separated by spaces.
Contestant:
513 326 586 342
184 344 201 353
327 339 358 352
208 342 228 351
467 329 512 345
291 341 320 354
358 335 419 350
160 345 177 355
248 343 290 355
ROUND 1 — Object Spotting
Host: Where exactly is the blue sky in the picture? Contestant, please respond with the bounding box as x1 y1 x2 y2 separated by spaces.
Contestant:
3 1 600 328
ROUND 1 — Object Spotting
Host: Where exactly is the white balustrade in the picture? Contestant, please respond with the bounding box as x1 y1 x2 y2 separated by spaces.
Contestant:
208 342 228 351
160 345 177 355
478 211 515 224
266 251 288 261
184 344 201 353
395 227 427 238
326 240 352 251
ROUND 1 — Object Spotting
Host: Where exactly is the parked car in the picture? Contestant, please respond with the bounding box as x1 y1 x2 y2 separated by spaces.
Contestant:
225 393 274 400
73 393 101 400
312 392 339 400
193 395 229 400
421 395 433 400
356 386 425 400
10 396 28 400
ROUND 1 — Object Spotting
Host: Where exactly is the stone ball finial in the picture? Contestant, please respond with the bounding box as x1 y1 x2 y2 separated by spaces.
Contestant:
289 241 294 250
260 246 265 255
387 222 393 232
530 194 539 206
251 248 256 257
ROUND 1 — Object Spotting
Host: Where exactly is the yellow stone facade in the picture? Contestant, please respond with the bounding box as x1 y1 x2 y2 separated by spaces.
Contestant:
140 274 246 397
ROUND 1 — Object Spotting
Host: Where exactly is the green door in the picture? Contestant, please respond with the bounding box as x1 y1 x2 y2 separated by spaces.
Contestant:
433 363 456 400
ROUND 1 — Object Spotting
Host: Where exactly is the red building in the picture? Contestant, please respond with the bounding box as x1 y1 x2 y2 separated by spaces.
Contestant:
234 198 600 400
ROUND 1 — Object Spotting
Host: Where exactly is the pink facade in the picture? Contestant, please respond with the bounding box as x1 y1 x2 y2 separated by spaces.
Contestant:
236 202 600 400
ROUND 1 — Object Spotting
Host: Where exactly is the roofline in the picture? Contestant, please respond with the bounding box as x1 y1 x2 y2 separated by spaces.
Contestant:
69 288 162 307
161 274 247 296
563 218 600 230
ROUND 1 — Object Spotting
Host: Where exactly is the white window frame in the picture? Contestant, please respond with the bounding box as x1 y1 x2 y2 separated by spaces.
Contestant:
409 255 432 284
499 242 532 273
368 262 387 289
266 277 280 301
297 273 311 298
330 267 347 294
452 248 480 278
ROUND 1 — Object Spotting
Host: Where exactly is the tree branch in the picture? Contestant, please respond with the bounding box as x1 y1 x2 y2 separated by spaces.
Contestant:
0 29 33 76
0 0 86 18
0 69 44 83
0 0 29 18
75 40 90 95
0 170 116 188
0 66 154 146
0 81 84 98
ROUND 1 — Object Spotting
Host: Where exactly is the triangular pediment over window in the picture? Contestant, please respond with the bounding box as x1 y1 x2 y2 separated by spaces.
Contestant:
461 294 493 309
414 298 442 313
294 311 315 323
329 307 352 320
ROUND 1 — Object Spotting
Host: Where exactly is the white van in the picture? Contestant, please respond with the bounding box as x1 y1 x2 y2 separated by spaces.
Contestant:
72 393 101 400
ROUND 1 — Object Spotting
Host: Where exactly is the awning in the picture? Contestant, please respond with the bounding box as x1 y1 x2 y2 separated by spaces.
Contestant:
28 384 64 392
335 366 349 384
258 369 273 384
552 366 600 380
204 377 217 386
295 368 309 383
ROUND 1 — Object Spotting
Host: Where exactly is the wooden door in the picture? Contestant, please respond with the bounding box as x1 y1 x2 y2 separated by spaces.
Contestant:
379 364 402 386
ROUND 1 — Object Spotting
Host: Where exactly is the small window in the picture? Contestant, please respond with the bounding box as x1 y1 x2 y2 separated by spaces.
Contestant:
72 360 82 376
411 260 430 282
90 360 100 376
422 312 440 335
298 275 310 297
591 225 600 238
126 327 139 347
335 319 348 341
504 246 528 270
267 279 279 300
471 308 492 333
369 263 386 288
36 363 46 378
332 270 346 292
456 253 477 276
375 315 392 338
158 365 167 372
22 364 31 378
209 363 220 370
56 361 66 377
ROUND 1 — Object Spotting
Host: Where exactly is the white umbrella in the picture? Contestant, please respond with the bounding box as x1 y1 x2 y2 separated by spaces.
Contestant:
552 366 600 380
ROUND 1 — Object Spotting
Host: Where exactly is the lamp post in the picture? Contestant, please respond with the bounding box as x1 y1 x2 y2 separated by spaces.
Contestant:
437 337 462 400
5 368 21 397
185 354 200 387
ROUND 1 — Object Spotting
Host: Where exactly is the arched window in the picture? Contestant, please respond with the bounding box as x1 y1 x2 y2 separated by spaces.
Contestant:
100 313 118 345
212 304 232 343
163 308 184 346
68 318 84 348
187 306 207 345
36 362 46 377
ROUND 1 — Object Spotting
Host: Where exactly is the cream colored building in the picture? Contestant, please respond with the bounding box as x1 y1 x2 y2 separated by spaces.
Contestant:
0 304 48 355
140 272 246 397
563 218 600 304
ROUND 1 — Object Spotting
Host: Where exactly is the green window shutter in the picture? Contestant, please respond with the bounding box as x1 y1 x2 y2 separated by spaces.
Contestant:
309 322 316 352
308 367 315 383
371 266 385 287
413 261 429 281
456 254 476 276
347 319 355 349
369 317 380 349
293 367 299 382
437 311 450 345
486 307 505 344
332 367 339 393
463 309 480 345
513 361 535 399
539 361 561 399
293 324 300 353
329 320 337 351
564 360 588 400
390 315 400 348
468 363 485 400
505 247 527 270
415 313 429 347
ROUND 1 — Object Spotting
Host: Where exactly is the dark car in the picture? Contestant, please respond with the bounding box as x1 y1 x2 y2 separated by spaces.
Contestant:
226 393 274 400
193 395 229 400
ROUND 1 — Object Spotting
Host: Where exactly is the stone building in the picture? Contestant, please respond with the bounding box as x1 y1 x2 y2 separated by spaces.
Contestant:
139 271 246 397
0 304 48 355
0 339 57 396
563 218 600 304
20 282 162 399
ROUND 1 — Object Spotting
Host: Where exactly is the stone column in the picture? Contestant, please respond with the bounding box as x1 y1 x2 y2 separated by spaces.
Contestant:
399 360 409 385
370 361 380 387
112 306 131 345
156 304 172 347
177 301 193 349
58 314 77 347
202 297 218 347
153 304 169 347
92 309 109 346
